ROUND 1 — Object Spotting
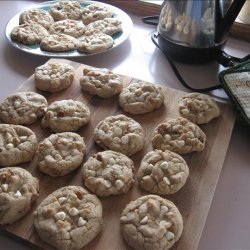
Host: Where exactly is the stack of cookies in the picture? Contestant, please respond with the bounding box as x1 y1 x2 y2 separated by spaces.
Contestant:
0 58 221 250
10 0 123 54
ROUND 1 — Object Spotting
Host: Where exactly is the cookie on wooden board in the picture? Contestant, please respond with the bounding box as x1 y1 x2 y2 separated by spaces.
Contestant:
0 167 39 225
34 186 103 250
120 194 183 250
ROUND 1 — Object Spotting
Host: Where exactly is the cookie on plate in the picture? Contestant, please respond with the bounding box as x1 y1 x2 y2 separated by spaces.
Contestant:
34 186 103 250
19 9 54 30
119 81 165 115
11 23 49 45
120 194 183 250
40 33 76 52
41 100 91 132
85 18 122 36
0 167 39 225
50 0 82 21
178 92 221 124
152 117 206 154
0 92 47 125
94 114 144 156
137 150 189 195
37 132 86 177
77 33 114 54
35 62 74 93
0 124 37 167
82 3 113 25
80 68 123 98
50 19 86 38
82 150 135 197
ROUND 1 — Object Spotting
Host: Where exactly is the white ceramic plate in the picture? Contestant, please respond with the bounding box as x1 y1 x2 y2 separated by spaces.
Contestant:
5 0 133 57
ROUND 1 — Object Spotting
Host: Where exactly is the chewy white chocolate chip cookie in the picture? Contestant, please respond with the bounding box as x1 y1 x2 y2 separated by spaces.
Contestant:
41 99 91 132
77 33 114 54
50 0 82 21
35 62 74 93
94 114 144 156
82 150 135 197
80 67 123 98
11 23 49 45
81 3 113 25
40 33 76 52
50 19 86 38
152 117 206 154
119 81 165 115
37 132 86 177
19 9 54 30
120 194 183 250
178 92 220 124
0 92 47 125
0 124 37 167
33 186 103 250
137 150 189 195
0 167 39 225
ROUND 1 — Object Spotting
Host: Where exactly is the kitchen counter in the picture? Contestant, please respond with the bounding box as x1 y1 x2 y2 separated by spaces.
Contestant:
0 1 250 249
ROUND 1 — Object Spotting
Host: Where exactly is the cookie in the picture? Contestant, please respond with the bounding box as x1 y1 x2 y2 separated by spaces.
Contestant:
35 62 75 93
37 132 86 177
50 0 82 21
0 92 47 125
119 81 165 115
80 68 123 98
19 9 54 30
82 150 135 197
11 23 49 45
81 3 113 25
0 167 39 225
77 33 114 54
50 19 86 38
40 34 76 52
94 114 144 156
34 186 103 250
120 194 183 250
41 100 91 132
0 124 37 167
152 117 206 154
85 18 122 36
137 150 189 195
178 92 221 124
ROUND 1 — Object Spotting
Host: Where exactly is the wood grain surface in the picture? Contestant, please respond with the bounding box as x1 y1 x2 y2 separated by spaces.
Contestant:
0 58 236 250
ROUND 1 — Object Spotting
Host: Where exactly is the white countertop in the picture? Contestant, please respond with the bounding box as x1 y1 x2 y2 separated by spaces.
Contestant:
0 1 250 249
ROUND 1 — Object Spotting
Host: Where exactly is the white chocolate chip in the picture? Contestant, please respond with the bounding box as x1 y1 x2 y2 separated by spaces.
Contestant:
58 197 67 204
104 180 112 188
160 162 169 170
69 207 79 216
121 136 129 144
166 231 175 241
78 217 87 226
6 143 14 150
161 205 169 214
181 108 190 115
14 101 21 108
115 180 124 189
177 140 185 147
19 136 28 141
164 134 171 141
56 211 66 220
14 190 22 198
140 216 148 224
114 127 123 136
1 184 8 192
163 177 171 185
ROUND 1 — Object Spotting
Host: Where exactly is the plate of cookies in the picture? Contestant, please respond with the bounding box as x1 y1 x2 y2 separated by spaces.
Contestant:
5 0 133 57
0 58 236 250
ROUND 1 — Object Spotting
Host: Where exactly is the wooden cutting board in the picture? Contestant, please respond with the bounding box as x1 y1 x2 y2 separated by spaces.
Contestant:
0 58 235 250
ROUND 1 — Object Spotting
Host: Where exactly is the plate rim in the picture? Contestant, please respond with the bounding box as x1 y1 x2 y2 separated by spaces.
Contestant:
5 0 133 58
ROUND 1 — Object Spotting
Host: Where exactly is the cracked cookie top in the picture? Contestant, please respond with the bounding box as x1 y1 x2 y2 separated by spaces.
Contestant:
82 150 135 197
34 186 103 250
120 194 183 250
